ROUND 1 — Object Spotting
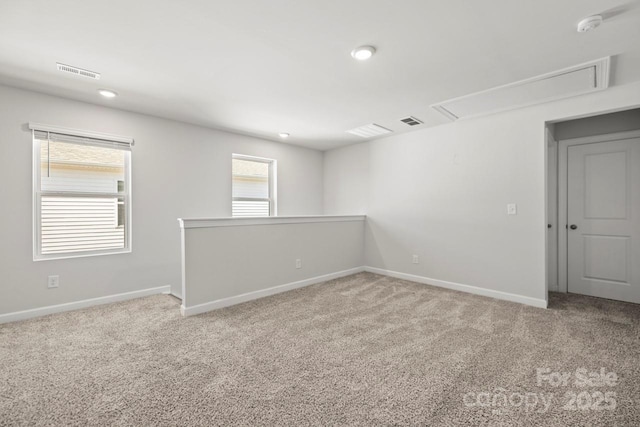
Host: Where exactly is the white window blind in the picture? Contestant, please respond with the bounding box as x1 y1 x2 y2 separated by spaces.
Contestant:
232 155 275 217
32 127 132 259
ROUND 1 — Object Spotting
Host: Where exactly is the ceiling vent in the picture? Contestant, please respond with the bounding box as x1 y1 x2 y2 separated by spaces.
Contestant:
56 63 101 80
431 57 610 121
400 116 423 126
346 123 393 138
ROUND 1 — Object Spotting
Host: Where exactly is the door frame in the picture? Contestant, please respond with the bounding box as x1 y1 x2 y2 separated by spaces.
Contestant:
557 129 640 293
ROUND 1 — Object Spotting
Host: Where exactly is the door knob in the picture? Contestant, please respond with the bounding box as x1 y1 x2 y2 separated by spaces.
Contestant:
570 224 578 230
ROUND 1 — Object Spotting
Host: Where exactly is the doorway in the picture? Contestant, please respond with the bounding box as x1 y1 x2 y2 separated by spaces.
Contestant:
549 108 640 303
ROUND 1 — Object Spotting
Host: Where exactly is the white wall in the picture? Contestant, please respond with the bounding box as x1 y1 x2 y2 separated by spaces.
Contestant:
180 217 365 314
553 108 640 141
323 142 369 215
325 81 640 303
0 84 324 315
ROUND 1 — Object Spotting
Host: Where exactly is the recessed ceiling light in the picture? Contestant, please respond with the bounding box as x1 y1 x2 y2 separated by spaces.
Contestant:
350 45 376 61
98 89 118 98
577 15 603 32
278 132 290 138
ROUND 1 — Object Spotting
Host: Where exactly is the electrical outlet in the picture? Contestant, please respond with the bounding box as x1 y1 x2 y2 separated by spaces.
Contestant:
412 255 419 264
48 275 59 289
295 259 302 269
507 203 517 215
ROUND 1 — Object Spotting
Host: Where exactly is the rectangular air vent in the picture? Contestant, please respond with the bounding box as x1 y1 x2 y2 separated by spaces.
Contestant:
346 123 393 138
56 63 101 80
431 57 610 121
400 116 423 126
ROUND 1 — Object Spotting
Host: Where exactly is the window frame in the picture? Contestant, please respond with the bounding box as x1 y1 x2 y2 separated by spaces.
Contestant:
231 154 277 217
32 127 133 261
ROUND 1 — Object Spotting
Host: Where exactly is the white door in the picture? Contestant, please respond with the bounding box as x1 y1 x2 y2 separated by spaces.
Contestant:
567 137 640 303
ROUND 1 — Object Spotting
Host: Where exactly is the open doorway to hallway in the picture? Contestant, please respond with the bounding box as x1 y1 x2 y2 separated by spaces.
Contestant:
547 108 640 303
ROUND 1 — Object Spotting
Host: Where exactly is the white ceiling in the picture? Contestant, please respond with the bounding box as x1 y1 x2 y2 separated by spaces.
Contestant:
0 0 638 150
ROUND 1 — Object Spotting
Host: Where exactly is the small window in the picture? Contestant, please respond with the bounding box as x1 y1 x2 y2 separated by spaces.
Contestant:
232 154 276 217
33 128 132 260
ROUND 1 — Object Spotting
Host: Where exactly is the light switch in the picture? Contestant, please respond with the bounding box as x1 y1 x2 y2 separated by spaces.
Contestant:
507 204 517 215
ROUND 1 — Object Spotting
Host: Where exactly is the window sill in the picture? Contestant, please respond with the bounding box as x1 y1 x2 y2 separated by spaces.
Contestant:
34 248 132 262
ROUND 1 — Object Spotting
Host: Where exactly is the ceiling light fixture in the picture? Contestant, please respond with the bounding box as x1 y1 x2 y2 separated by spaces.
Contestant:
577 15 603 32
278 132 290 138
350 45 376 61
98 89 118 98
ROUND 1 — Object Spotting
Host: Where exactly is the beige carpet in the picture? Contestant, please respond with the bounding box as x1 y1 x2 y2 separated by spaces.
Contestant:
1 272 639 426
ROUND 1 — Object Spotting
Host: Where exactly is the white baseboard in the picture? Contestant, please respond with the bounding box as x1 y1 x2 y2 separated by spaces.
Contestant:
365 266 548 309
181 267 365 317
0 285 171 324
0 267 547 324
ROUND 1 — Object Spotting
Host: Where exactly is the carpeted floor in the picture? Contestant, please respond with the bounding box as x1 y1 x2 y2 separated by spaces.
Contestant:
1 272 639 426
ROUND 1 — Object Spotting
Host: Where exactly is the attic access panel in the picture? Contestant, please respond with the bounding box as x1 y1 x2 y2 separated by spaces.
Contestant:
431 57 610 121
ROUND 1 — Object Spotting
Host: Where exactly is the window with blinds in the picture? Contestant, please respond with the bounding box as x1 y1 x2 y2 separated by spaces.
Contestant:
32 127 132 259
232 155 276 217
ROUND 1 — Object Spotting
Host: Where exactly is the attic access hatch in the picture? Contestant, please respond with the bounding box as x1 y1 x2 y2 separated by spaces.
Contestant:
431 57 610 121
